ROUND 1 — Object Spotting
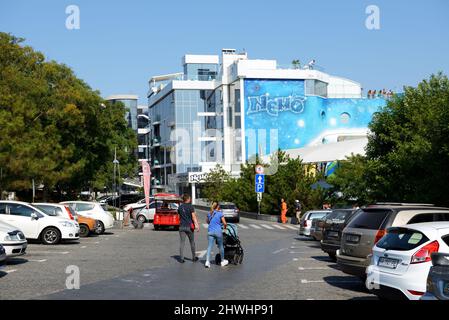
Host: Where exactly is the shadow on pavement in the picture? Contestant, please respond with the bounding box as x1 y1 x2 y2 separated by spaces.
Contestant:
310 255 334 263
323 275 370 294
0 271 7 278
6 258 28 266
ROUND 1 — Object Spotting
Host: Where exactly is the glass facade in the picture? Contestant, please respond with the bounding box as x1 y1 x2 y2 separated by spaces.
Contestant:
184 63 218 81
110 98 138 131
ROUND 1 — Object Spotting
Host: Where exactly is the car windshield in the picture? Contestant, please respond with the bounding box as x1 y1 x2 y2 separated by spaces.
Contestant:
377 228 429 251
308 212 326 220
327 210 352 220
220 204 236 209
347 209 390 229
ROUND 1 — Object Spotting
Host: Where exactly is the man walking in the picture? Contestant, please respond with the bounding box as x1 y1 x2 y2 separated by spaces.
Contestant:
294 200 302 224
178 194 199 263
280 198 288 224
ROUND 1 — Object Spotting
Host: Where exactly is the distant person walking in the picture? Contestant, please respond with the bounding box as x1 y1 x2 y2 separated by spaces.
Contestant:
280 198 288 224
294 200 302 224
178 194 199 263
205 202 229 268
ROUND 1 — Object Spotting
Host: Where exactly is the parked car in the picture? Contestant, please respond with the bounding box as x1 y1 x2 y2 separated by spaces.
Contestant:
337 203 449 279
153 194 182 230
34 203 98 237
104 194 144 208
219 202 240 223
0 201 79 245
299 210 330 237
321 209 359 260
421 252 449 300
61 201 114 234
0 221 27 258
123 197 154 212
366 222 449 300
310 211 332 241
131 200 178 223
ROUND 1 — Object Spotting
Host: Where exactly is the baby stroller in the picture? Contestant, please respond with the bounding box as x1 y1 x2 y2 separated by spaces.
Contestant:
215 224 244 265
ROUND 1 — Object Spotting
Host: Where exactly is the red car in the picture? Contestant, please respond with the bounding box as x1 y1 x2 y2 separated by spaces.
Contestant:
152 193 182 231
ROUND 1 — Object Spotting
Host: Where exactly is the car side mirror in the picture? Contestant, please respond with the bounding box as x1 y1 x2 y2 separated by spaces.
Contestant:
31 212 39 220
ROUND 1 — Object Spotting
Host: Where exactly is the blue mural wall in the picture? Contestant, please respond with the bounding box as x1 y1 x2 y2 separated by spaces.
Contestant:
243 79 386 159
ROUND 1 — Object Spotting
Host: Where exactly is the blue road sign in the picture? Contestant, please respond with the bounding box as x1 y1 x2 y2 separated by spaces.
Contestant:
255 174 265 193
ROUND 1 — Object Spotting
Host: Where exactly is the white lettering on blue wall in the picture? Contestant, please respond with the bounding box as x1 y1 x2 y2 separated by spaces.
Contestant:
246 94 305 116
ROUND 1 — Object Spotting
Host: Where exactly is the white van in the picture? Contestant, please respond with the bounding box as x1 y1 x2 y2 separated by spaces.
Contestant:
0 201 79 245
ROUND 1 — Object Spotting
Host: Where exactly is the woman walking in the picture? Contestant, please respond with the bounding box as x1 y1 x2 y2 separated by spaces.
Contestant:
205 202 229 268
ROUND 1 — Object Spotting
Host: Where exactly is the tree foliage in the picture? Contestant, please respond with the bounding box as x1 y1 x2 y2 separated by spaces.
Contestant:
0 33 137 199
202 151 326 215
331 73 449 206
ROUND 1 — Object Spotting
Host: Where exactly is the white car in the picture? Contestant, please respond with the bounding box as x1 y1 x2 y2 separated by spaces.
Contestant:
123 198 152 212
366 222 449 300
299 210 330 236
0 201 79 245
0 221 27 258
61 201 114 234
33 203 77 221
132 201 178 223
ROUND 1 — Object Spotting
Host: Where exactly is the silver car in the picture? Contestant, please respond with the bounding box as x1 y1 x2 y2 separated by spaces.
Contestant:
219 202 240 223
299 210 330 236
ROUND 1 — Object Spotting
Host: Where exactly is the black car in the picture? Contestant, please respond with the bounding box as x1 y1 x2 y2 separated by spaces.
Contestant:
422 252 449 300
320 209 359 260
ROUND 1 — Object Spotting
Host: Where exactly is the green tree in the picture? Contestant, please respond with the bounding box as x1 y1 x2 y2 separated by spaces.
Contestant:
202 164 231 203
331 73 449 206
0 32 137 200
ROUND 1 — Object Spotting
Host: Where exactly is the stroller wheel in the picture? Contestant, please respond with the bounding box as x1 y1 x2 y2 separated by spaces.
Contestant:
238 252 244 264
215 253 221 265
233 254 240 265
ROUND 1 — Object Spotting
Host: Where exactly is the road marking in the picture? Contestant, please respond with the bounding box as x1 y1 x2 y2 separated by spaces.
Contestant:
289 251 317 254
298 267 329 271
196 250 207 258
301 279 361 284
81 246 87 248
202 224 209 229
249 224 262 229
28 259 47 263
272 248 287 254
4 269 17 274
284 225 298 230
31 251 70 255
260 224 274 230
272 225 286 230
238 224 249 229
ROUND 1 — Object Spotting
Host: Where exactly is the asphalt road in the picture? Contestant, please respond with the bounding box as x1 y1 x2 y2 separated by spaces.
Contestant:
0 209 377 300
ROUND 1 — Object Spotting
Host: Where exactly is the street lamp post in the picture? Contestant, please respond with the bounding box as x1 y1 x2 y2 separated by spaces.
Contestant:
113 148 120 209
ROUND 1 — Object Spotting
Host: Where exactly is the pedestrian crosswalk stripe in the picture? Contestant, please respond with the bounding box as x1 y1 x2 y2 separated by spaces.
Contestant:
202 223 208 229
249 224 262 229
238 224 249 229
272 225 286 230
260 224 274 230
284 225 298 230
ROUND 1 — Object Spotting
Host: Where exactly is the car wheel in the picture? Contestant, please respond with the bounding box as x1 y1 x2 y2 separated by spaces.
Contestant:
154 225 159 231
95 221 105 234
137 215 147 223
328 252 337 262
41 227 61 245
235 217 240 223
79 224 90 237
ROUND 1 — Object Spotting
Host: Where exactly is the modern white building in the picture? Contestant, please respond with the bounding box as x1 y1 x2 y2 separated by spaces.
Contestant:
147 49 386 202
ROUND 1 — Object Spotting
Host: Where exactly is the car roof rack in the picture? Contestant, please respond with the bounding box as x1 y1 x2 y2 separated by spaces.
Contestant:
371 202 435 207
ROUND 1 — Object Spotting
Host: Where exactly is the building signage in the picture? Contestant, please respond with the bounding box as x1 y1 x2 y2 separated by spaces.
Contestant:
188 172 209 183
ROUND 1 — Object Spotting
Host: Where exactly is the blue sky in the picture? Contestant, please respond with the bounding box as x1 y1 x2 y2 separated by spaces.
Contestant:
1 0 448 104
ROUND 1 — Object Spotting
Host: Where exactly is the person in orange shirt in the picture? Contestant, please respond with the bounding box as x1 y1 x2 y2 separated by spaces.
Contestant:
280 198 288 224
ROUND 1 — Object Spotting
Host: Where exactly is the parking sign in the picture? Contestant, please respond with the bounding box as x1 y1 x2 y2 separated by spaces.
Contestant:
255 174 265 193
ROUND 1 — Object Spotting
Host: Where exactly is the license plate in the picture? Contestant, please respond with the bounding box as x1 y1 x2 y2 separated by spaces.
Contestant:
346 234 360 243
378 257 399 269
328 231 339 238
444 282 449 296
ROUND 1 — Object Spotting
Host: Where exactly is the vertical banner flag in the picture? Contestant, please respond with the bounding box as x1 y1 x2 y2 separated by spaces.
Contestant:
141 161 151 209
